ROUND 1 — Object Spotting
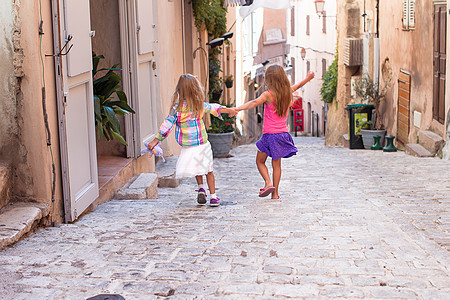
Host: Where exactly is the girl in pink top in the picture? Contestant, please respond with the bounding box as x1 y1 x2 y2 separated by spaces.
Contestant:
235 65 314 199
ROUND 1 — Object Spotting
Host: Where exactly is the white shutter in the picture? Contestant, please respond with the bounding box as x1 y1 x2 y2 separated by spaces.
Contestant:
408 0 415 29
136 0 156 54
402 0 409 29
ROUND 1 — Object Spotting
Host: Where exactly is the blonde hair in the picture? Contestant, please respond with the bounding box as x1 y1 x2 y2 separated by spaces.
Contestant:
264 65 293 117
171 74 204 116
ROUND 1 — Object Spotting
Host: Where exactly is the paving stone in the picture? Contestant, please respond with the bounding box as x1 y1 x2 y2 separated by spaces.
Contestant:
272 283 320 297
0 137 449 298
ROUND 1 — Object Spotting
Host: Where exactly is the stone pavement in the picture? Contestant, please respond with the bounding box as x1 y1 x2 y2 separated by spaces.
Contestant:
0 137 449 299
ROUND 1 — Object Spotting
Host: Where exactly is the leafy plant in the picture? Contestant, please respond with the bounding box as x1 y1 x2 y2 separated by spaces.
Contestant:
191 0 227 38
353 75 390 130
225 75 233 82
207 103 236 133
93 55 135 146
320 53 338 103
209 47 223 99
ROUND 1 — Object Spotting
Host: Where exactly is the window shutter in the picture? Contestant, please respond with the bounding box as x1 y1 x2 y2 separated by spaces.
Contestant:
291 7 295 36
322 59 327 78
306 15 310 36
291 57 296 83
402 0 409 29
306 60 310 73
408 0 415 29
322 11 327 34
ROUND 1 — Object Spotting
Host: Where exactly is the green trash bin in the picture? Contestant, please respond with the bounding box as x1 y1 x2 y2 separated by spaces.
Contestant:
345 104 374 149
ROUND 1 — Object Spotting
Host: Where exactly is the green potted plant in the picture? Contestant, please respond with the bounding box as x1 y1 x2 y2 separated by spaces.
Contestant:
93 55 135 146
207 103 236 158
353 74 390 149
224 75 234 88
211 79 223 102
209 48 223 102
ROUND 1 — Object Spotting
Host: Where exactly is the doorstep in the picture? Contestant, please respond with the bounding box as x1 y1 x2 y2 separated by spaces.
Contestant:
0 201 50 249
92 155 134 207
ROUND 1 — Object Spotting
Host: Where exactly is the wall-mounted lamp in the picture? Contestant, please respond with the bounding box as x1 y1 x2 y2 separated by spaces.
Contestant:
207 38 225 49
314 0 325 16
262 60 270 66
300 48 306 60
222 32 234 40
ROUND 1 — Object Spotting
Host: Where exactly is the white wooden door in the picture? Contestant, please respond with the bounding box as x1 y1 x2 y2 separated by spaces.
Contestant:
54 0 99 222
124 0 161 155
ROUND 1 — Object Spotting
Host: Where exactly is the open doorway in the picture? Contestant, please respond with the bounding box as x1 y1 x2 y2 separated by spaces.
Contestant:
90 0 132 189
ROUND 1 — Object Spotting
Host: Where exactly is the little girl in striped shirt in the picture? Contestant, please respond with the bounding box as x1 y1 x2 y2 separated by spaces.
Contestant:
147 74 236 207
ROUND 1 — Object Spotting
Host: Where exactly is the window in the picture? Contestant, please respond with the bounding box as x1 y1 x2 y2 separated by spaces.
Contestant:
306 60 311 73
322 59 327 78
322 11 327 33
402 0 415 30
291 7 295 36
306 15 310 36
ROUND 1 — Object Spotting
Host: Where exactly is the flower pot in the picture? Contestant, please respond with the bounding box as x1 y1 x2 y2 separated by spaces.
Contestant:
208 132 234 158
211 90 223 102
360 129 387 149
225 80 233 88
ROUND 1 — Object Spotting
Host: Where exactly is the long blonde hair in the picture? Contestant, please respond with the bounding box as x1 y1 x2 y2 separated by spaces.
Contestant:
264 65 292 117
171 74 204 116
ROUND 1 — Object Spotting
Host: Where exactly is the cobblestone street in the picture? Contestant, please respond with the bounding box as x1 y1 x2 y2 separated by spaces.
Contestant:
0 137 449 299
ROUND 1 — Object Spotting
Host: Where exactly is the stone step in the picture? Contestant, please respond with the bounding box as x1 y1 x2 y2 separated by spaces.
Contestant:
405 143 434 157
419 130 444 154
0 162 12 211
0 202 50 249
156 156 182 188
116 173 158 200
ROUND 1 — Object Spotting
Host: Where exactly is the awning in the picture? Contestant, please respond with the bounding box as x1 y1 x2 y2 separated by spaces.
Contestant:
224 0 245 7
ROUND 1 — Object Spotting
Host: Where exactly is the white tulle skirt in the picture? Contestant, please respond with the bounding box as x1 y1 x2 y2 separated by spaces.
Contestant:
176 142 214 178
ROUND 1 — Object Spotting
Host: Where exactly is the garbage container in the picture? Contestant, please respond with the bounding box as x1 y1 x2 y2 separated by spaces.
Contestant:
345 104 374 149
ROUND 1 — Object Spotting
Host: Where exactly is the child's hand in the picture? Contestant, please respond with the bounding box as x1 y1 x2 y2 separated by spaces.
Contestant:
147 139 159 151
227 108 238 117
306 71 315 81
222 107 237 117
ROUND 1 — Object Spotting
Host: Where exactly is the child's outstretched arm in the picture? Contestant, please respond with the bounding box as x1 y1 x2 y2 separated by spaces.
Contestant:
219 107 237 117
235 91 270 113
291 71 315 92
146 106 177 151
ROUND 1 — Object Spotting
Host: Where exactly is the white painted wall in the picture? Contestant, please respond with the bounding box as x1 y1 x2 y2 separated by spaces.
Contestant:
287 0 337 135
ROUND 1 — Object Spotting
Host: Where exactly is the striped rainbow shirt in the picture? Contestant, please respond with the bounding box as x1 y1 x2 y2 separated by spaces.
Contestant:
156 101 224 147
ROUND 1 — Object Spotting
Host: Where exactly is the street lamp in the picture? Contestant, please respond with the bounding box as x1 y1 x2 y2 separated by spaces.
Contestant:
314 0 325 16
300 48 306 60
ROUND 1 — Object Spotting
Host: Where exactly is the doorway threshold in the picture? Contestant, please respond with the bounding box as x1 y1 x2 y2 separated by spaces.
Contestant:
95 155 133 206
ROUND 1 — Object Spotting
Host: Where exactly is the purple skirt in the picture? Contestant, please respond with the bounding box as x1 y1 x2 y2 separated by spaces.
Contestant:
256 132 298 160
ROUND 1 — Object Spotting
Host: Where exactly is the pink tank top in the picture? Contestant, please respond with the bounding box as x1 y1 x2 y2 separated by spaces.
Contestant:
263 91 289 134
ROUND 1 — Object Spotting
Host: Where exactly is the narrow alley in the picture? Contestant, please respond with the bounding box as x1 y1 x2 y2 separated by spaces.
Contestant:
0 138 449 299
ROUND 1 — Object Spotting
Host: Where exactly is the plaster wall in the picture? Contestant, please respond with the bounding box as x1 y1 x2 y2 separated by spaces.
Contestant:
379 0 442 144
253 9 287 65
0 1 19 161
17 0 64 221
